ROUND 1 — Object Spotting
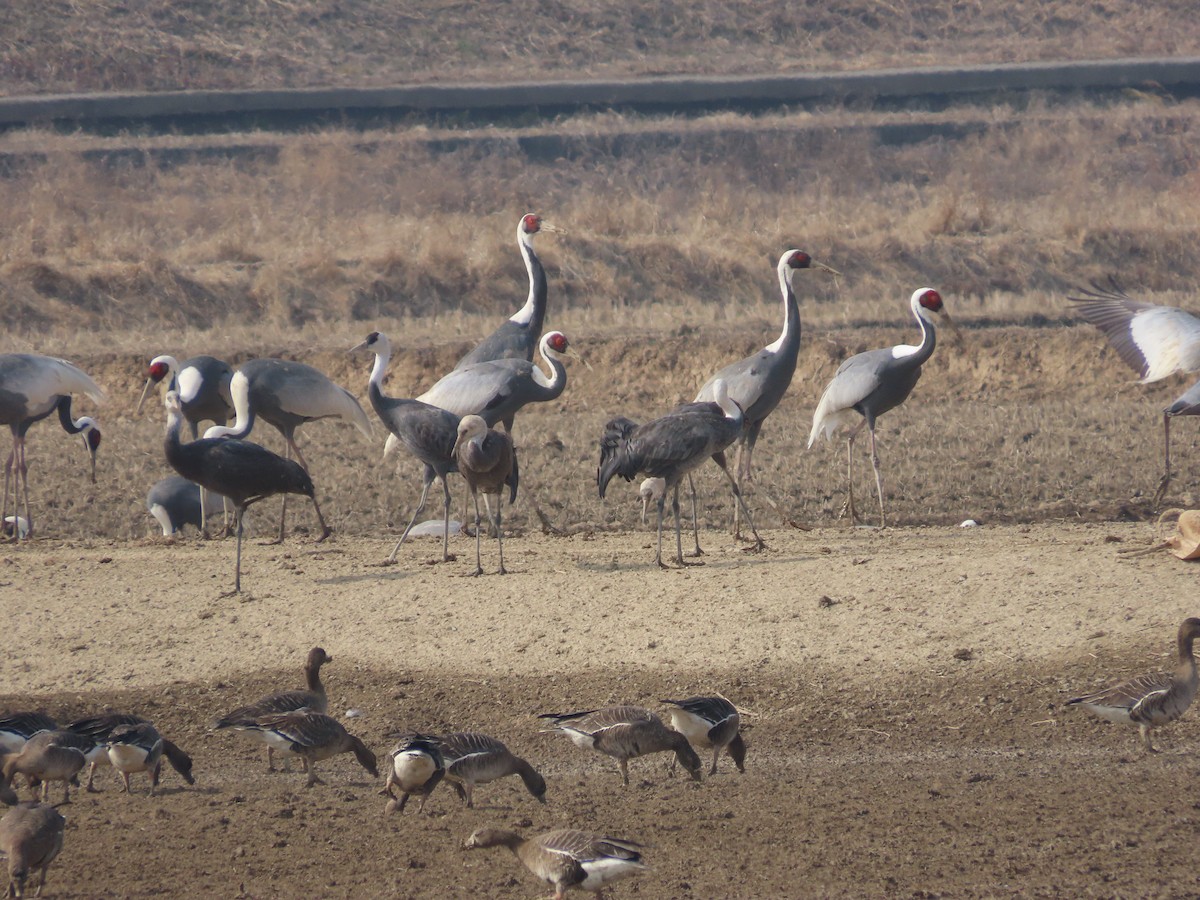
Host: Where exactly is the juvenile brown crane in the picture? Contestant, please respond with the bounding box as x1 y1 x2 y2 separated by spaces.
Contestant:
453 415 518 576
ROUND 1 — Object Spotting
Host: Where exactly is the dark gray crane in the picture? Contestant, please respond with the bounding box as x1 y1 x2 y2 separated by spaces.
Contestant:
418 331 575 434
690 249 839 542
1068 279 1200 506
164 390 317 594
351 331 461 563
807 287 958 527
146 475 228 536
452 213 560 370
204 358 373 541
136 354 233 439
453 414 518 576
0 353 104 539
597 379 763 568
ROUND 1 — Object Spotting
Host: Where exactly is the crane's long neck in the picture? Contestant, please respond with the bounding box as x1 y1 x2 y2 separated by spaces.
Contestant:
164 408 186 467
367 347 392 411
531 353 566 399
207 374 255 439
55 395 88 434
508 232 546 332
902 304 938 369
764 268 800 356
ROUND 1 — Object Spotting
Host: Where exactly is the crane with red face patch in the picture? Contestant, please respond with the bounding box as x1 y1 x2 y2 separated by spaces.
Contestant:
1068 279 1200 507
137 354 234 440
808 288 959 527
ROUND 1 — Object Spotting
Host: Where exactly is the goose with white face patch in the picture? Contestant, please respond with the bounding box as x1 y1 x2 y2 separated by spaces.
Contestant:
1068 279 1200 507
418 330 577 434
453 213 561 371
463 827 647 899
691 250 839 543
597 378 763 569
1067 617 1200 752
204 358 373 542
808 287 959 527
0 353 104 540
350 331 461 564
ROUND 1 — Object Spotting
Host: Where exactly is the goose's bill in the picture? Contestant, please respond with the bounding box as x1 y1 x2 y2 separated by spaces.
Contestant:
814 260 842 277
135 377 156 414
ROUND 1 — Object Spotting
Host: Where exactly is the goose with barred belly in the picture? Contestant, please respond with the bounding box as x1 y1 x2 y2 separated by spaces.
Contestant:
463 827 646 899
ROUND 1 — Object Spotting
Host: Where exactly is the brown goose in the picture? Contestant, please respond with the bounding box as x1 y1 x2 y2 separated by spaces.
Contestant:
0 713 56 755
104 723 165 795
234 711 376 787
464 827 646 899
383 734 444 815
539 705 702 785
214 647 332 771
1067 617 1200 751
1 734 85 804
661 696 746 775
66 713 194 790
0 802 65 899
439 732 546 808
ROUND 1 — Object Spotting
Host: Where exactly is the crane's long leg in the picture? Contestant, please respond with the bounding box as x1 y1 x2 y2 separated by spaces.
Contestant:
470 490 484 577
655 492 668 569
484 492 507 575
440 476 452 562
713 456 765 552
868 425 886 528
388 471 433 563
230 509 245 595
1154 411 1172 508
285 436 331 542
839 420 867 525
17 436 33 539
672 483 684 566
1 441 14 541
685 473 704 558
731 441 745 540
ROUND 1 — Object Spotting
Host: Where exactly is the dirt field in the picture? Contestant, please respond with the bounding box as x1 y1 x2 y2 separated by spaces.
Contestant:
6 317 1200 897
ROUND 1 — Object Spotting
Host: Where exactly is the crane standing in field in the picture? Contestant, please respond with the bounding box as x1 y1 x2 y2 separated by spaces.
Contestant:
453 414 518 576
136 354 234 439
598 378 763 568
351 331 461 564
204 359 373 542
453 213 561 370
808 287 958 527
165 391 318 594
691 249 839 544
1068 279 1200 506
0 353 104 540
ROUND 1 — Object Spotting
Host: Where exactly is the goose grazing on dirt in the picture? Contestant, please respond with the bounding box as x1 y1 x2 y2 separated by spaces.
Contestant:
66 713 194 790
0 714 56 755
214 647 332 771
1067 617 1200 752
350 331 461 564
453 415 518 576
538 705 702 785
463 827 646 899
439 732 546 808
0 802 65 900
661 696 746 775
236 711 376 788
104 722 165 795
453 213 561 370
382 734 444 815
1 735 85 804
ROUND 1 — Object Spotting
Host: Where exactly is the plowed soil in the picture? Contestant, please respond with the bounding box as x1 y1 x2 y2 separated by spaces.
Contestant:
5 319 1200 898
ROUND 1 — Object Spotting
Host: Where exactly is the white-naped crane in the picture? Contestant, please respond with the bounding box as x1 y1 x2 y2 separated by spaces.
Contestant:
598 379 763 569
204 358 372 541
136 354 234 439
417 331 576 434
0 353 104 540
453 213 561 370
164 390 318 594
691 250 839 541
454 415 518 576
350 331 461 564
808 287 959 527
146 475 229 537
1068 279 1200 506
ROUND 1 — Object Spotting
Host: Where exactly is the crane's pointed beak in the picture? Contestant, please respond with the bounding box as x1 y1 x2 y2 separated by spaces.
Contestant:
539 221 566 235
85 440 97 484
348 340 369 354
814 260 842 277
136 377 155 415
565 347 593 371
940 310 965 348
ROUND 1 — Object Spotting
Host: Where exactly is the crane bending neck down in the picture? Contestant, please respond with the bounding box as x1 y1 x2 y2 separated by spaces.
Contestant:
203 372 255 440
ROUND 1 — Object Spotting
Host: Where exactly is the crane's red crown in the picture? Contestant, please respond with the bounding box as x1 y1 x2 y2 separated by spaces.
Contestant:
788 251 812 269
147 360 171 382
546 332 569 353
918 289 943 312
522 214 541 233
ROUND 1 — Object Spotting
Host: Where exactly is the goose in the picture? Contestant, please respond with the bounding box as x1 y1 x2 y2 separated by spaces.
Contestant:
0 802 65 899
383 734 444 814
463 827 646 899
103 723 165 795
439 732 546 808
1067 617 1200 751
214 647 331 771
1 735 85 804
66 713 194 790
538 705 702 785
10 730 103 795
234 711 376 787
0 714 56 755
660 696 746 775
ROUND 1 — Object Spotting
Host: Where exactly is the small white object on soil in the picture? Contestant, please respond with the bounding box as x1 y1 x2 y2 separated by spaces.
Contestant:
406 519 462 538
960 519 980 528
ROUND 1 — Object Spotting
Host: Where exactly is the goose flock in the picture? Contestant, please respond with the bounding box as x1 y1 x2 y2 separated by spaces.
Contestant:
4 213 1200 895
